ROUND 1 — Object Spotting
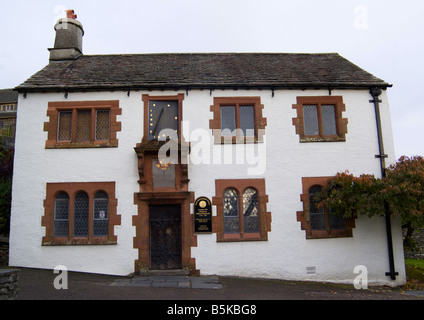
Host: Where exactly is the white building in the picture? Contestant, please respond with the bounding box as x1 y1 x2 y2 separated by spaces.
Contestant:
9 13 406 286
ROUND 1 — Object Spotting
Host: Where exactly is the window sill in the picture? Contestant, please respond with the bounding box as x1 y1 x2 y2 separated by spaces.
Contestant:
217 232 268 242
215 137 264 145
45 140 118 149
299 136 345 143
306 230 353 239
42 237 117 246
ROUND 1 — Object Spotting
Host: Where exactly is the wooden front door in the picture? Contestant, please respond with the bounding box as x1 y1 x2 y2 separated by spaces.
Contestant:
149 205 182 270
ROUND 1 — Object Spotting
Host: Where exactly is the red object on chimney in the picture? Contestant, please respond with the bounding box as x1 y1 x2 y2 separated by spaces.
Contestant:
66 9 77 20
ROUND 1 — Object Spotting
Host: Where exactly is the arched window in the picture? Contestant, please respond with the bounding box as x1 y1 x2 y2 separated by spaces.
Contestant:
309 185 325 230
93 191 109 236
54 192 69 237
223 188 239 234
243 188 259 233
74 191 89 237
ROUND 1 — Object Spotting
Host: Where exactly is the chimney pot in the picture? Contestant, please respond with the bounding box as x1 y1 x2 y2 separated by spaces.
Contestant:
65 9 77 20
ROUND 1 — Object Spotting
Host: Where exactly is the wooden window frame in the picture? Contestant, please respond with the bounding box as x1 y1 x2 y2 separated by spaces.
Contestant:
44 100 121 149
292 96 347 142
142 94 184 143
297 177 355 239
42 182 121 245
209 97 267 144
212 179 271 242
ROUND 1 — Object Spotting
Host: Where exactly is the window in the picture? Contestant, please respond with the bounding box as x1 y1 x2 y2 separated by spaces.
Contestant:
213 179 271 242
53 192 69 237
210 97 267 144
44 101 121 148
297 177 355 239
142 94 184 142
43 182 120 245
93 191 109 236
74 191 89 237
292 96 347 142
152 159 176 188
148 101 179 140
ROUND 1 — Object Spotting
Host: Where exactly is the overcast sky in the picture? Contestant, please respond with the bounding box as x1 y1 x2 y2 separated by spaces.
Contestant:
1 0 423 159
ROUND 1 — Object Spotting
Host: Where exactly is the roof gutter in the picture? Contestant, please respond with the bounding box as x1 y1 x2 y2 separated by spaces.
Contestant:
369 87 398 281
15 83 392 94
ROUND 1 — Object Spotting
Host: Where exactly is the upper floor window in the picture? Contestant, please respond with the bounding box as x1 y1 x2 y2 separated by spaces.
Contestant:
142 94 184 142
210 97 267 144
292 96 348 142
44 100 121 149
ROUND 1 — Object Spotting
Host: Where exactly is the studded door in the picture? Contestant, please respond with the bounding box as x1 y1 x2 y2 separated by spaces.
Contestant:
149 205 182 270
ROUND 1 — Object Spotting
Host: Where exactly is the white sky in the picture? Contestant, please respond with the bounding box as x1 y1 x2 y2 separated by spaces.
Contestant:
0 0 423 159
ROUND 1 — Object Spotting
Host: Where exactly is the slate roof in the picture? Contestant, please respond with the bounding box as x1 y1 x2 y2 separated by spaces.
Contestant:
0 89 18 103
15 53 391 92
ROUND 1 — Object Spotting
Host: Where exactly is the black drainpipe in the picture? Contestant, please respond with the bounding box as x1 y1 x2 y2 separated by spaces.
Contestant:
369 87 398 281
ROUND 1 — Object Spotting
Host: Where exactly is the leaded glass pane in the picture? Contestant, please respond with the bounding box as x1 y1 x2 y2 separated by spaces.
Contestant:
223 188 239 233
57 111 72 141
74 191 89 237
243 188 259 233
95 110 110 141
303 105 319 136
54 192 69 237
220 106 236 136
309 186 325 231
329 207 345 230
93 191 108 236
76 110 91 142
239 106 255 137
152 159 175 188
321 104 337 136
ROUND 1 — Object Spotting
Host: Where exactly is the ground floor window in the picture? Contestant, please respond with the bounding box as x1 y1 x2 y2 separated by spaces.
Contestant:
213 179 271 242
42 182 120 245
297 176 355 239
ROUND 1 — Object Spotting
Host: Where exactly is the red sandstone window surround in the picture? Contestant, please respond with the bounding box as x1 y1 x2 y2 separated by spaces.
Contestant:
42 182 120 245
212 179 271 242
44 100 121 149
209 97 267 144
297 176 355 239
292 96 348 142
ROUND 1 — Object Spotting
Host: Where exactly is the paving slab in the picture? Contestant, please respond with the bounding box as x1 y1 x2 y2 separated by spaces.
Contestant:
110 274 222 289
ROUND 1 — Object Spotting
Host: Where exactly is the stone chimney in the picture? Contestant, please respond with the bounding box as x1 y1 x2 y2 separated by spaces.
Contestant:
49 10 84 61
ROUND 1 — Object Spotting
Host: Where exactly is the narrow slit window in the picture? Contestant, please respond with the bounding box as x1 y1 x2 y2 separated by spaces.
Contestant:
220 106 236 136
74 191 89 237
76 110 91 142
243 188 259 233
321 104 337 136
95 110 110 141
239 106 255 137
54 192 69 237
223 188 239 234
309 185 325 231
93 191 109 236
303 105 319 136
57 111 72 141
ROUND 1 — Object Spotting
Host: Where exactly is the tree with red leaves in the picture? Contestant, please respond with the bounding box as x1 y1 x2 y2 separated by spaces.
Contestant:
316 156 424 250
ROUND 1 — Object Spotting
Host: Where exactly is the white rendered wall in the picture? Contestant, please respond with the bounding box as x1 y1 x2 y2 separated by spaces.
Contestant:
9 89 405 285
